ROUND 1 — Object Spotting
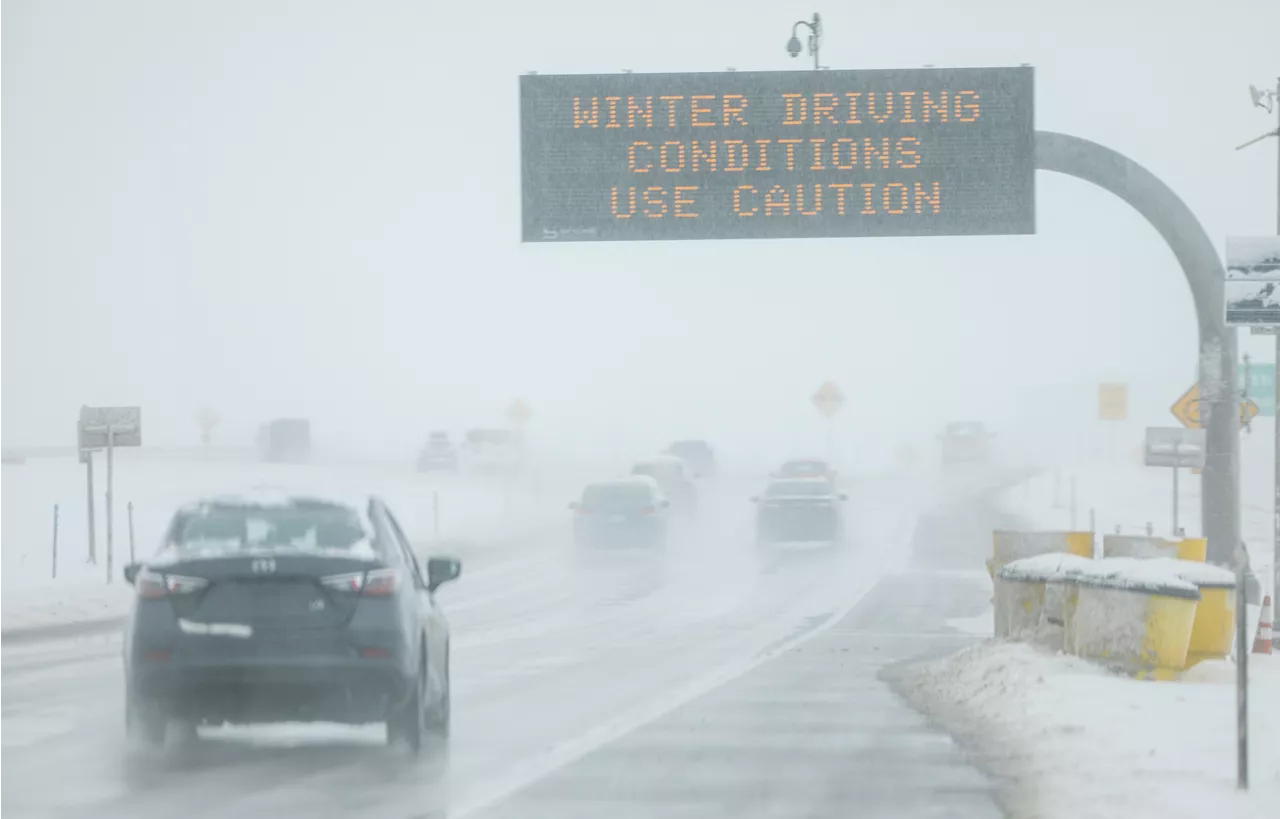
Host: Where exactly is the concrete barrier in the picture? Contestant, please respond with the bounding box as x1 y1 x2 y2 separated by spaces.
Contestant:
997 553 1094 645
999 554 1230 678
989 530 1094 580
1066 560 1207 679
1101 534 1207 562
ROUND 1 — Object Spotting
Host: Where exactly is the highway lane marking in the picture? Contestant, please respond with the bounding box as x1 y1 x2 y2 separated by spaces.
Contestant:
444 501 921 819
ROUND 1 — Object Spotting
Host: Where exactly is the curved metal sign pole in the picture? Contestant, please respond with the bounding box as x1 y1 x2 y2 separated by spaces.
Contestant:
1035 131 1240 566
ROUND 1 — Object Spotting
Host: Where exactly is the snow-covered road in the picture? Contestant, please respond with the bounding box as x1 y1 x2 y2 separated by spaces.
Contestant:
1 465 1020 819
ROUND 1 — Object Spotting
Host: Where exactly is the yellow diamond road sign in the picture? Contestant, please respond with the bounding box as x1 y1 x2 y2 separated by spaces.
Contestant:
811 381 845 419
505 399 533 428
1170 383 1258 430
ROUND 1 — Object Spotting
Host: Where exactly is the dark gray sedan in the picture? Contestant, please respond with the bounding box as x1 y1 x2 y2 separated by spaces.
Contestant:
122 491 460 754
571 478 671 548
753 478 848 545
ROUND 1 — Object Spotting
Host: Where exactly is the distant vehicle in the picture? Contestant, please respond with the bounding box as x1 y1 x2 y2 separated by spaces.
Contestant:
121 490 461 753
460 428 523 474
772 458 836 484
570 477 671 548
940 421 992 465
665 440 716 478
257 418 312 463
630 454 698 516
752 477 848 546
417 431 458 473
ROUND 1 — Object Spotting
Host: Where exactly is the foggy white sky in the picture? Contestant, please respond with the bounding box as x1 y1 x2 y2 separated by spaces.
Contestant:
3 0 1278 468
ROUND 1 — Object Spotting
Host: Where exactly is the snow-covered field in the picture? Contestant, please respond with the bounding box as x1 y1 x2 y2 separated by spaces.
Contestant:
891 427 1280 818
0 453 577 634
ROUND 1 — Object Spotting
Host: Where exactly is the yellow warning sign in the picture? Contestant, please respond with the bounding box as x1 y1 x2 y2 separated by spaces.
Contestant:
1098 383 1128 421
1170 383 1258 430
811 381 845 419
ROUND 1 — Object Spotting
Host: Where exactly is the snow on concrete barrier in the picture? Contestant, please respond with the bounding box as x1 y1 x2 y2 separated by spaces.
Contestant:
996 552 1094 647
1000 554 1238 679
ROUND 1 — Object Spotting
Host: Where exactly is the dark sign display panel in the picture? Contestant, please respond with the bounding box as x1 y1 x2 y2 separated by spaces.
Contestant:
520 67 1035 243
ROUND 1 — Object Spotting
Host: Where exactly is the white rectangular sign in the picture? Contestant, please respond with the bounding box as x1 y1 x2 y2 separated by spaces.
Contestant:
1225 236 1280 281
1144 426 1206 469
78 405 142 449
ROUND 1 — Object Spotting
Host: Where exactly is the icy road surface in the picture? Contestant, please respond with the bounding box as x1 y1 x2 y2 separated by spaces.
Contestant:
2 470 1015 819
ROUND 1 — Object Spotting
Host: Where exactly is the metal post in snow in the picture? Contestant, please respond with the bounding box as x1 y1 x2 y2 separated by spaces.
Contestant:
1069 475 1078 530
85 450 97 564
52 504 59 579
1236 546 1251 790
1089 508 1096 534
1269 78 1280 639
128 501 136 563
1173 466 1180 535
106 429 115 584
1053 469 1062 509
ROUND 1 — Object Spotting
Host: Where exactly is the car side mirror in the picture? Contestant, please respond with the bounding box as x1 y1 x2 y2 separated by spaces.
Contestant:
659 499 670 508
123 563 141 586
750 496 760 503
839 493 849 501
568 501 580 510
427 556 462 592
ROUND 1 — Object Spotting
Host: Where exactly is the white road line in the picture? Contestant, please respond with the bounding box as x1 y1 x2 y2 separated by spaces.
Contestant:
444 502 920 819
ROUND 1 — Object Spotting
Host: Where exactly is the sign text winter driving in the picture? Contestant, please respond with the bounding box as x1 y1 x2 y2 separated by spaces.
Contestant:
520 66 1035 242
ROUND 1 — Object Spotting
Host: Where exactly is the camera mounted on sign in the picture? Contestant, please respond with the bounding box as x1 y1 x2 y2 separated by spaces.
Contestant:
786 13 825 69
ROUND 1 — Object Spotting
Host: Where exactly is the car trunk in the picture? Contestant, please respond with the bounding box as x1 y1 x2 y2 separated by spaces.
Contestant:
157 553 383 631
759 499 839 540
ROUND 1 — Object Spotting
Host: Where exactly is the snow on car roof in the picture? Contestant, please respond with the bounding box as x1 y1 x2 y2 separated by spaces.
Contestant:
765 477 836 495
177 486 368 516
634 454 686 466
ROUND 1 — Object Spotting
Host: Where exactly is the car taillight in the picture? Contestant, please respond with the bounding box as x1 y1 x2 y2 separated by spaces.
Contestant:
640 505 657 516
320 568 400 597
137 570 208 599
362 568 399 596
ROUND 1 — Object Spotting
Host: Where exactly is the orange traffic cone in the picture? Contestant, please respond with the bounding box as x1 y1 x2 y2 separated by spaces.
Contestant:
1254 595 1273 655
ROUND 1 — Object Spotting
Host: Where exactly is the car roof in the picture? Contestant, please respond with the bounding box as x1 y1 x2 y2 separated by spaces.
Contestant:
768 476 832 487
175 486 371 518
634 454 686 466
586 476 661 492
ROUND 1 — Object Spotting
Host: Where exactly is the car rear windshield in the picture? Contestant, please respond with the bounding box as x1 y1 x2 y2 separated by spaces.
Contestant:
767 481 830 497
781 461 827 474
670 441 710 456
171 503 370 552
467 429 513 445
632 462 681 481
583 483 652 507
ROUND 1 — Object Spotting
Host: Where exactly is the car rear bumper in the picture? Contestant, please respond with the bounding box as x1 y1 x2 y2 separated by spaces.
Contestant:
129 654 411 725
575 519 665 547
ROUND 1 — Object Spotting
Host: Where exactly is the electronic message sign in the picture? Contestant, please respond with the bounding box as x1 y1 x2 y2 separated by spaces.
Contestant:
520 67 1035 243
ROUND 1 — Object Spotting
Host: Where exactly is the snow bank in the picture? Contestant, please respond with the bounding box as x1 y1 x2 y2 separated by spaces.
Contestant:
892 642 1279 819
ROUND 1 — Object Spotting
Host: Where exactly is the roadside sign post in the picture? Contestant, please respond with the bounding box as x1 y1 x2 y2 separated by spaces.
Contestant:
810 381 845 463
1144 427 1206 535
1235 543 1251 790
78 406 142 583
80 447 97 564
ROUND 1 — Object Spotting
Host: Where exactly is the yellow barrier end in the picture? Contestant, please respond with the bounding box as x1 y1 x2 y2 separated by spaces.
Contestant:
1176 537 1207 563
